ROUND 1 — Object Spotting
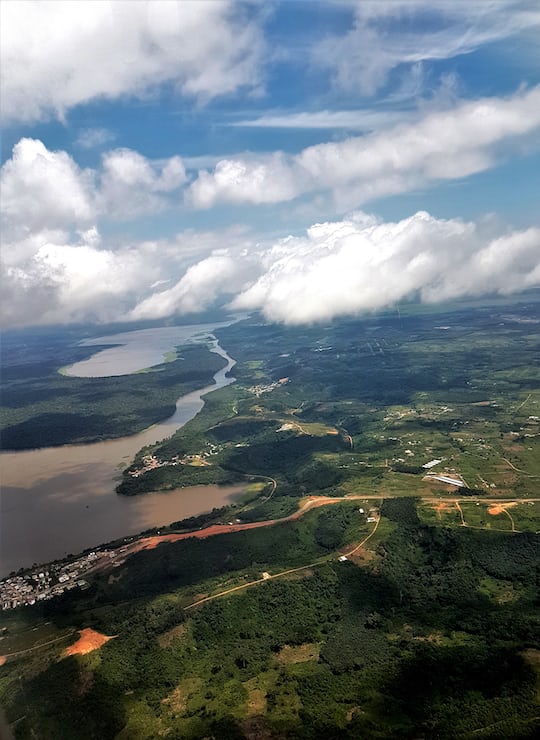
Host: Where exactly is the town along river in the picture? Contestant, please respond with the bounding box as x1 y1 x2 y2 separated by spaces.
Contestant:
0 328 244 577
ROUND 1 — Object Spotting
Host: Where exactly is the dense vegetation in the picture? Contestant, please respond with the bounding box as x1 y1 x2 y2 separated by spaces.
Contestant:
1 295 540 738
1 498 538 738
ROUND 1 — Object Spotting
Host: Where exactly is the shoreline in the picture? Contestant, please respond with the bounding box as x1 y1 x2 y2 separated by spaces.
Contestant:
0 327 239 576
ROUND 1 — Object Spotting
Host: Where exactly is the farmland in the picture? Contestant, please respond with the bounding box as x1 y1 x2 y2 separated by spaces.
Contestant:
117 294 540 503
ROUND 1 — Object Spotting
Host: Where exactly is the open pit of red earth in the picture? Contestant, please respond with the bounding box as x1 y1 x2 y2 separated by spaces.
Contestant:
62 628 115 657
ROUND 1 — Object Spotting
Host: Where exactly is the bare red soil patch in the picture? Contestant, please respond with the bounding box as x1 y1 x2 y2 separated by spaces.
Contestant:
130 521 281 553
488 505 505 516
126 496 342 555
488 502 518 516
63 628 115 657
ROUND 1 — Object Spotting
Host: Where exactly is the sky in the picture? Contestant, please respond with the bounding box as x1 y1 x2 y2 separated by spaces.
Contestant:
1 0 539 328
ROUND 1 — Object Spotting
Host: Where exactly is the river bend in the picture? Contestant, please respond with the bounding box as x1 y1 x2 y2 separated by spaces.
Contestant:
0 333 242 577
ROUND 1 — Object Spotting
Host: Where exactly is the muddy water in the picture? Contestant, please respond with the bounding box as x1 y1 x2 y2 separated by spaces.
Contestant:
0 334 242 577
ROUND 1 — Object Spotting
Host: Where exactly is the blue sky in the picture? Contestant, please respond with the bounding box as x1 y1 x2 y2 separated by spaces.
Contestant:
1 1 539 327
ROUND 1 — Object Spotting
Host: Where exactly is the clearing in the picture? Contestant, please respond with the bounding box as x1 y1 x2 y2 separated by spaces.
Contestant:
62 628 115 657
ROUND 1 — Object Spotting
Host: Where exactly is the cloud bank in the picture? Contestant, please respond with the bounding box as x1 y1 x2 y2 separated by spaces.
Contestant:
132 211 540 325
262 218 539 320
2 204 539 328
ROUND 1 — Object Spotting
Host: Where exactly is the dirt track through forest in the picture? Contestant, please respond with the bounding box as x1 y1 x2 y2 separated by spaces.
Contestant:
184 499 384 611
124 495 348 556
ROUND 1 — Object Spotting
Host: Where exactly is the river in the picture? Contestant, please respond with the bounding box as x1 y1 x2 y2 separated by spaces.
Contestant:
63 322 231 377
0 325 244 577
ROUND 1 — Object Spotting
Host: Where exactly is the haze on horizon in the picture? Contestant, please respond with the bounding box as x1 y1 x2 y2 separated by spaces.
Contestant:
1 0 539 329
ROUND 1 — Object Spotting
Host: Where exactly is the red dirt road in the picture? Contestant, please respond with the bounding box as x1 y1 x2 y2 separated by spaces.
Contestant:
125 496 346 555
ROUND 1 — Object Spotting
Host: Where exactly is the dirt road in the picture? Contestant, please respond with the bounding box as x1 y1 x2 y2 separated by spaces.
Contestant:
184 500 383 611
124 495 347 556
124 493 538 559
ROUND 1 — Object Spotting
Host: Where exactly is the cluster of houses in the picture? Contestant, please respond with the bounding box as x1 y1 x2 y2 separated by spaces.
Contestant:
128 453 182 478
0 549 117 610
129 445 222 478
249 378 289 397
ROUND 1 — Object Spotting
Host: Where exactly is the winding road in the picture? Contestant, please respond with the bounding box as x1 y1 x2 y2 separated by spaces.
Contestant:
185 499 383 611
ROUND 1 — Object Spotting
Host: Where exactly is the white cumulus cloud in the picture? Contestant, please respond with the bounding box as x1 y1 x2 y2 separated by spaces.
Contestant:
1 139 96 238
1 209 539 328
0 139 189 238
229 212 540 323
130 252 255 320
188 86 540 211
0 228 154 327
98 149 186 219
188 153 301 209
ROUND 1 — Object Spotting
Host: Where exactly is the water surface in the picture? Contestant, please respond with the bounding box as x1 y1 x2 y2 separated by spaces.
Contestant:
0 326 241 576
64 322 231 377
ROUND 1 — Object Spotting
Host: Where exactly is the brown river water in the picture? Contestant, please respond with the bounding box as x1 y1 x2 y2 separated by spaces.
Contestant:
0 326 244 577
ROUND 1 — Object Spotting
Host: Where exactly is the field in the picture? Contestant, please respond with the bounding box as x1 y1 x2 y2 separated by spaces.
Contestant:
418 499 540 533
116 293 540 502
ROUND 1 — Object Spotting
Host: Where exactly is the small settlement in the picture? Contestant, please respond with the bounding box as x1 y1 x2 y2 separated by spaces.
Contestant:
0 547 128 610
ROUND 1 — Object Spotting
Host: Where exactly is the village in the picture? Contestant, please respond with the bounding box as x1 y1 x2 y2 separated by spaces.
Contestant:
128 445 221 477
0 547 126 610
249 377 289 397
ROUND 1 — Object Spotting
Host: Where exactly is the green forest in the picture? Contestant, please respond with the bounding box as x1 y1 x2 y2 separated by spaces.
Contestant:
0 342 226 449
1 498 538 738
1 297 540 738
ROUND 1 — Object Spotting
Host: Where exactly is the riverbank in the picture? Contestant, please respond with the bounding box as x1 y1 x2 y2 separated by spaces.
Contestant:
0 326 240 576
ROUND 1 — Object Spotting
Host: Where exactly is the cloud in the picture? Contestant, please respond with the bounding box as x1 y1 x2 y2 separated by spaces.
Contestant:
132 210 540 326
2 205 539 328
231 108 412 131
130 252 256 320
188 152 301 208
0 139 188 237
314 1 540 97
0 207 253 328
231 212 540 323
188 86 540 211
0 137 244 328
0 139 96 238
0 228 154 327
74 127 116 150
0 0 265 123
98 148 186 219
